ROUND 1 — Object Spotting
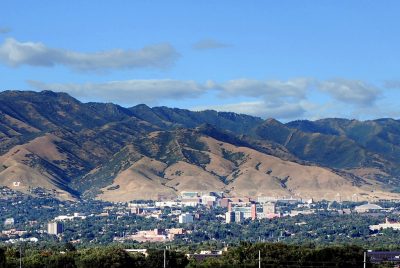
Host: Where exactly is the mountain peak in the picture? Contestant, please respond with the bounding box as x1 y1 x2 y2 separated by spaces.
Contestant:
264 118 283 125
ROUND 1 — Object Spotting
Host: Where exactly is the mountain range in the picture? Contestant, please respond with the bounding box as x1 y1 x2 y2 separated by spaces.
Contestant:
1 90 400 202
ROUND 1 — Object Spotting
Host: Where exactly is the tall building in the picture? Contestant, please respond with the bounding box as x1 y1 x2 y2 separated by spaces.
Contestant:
230 203 257 220
225 211 235 223
48 221 63 235
234 211 244 223
179 213 194 224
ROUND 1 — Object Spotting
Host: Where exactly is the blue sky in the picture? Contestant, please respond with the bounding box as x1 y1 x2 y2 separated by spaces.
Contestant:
1 1 400 121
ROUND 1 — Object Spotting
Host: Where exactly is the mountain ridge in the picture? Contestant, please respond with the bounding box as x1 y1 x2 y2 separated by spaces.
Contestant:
1 90 400 201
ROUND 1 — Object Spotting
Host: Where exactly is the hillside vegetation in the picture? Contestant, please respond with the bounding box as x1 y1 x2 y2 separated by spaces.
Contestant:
1 90 400 201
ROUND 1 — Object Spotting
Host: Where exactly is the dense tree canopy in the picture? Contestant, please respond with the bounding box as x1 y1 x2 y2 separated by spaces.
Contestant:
0 243 390 268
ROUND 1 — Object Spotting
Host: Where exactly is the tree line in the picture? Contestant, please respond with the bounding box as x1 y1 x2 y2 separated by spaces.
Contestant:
0 243 393 268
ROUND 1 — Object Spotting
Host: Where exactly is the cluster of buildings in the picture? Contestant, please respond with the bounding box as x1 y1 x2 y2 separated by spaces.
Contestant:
0 220 38 244
115 228 189 243
353 203 388 213
224 197 282 223
154 191 223 208
4 186 400 246
370 218 400 231
46 213 87 236
130 192 314 224
54 213 87 221
0 186 22 199
132 192 312 224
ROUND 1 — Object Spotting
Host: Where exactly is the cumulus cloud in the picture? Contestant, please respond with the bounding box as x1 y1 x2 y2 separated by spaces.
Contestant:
27 79 206 105
213 78 382 107
317 79 380 106
26 77 384 120
192 39 231 50
211 78 311 100
0 38 179 71
194 101 306 120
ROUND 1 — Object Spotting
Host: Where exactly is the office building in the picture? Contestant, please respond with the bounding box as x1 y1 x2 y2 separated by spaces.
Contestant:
179 213 194 224
48 221 63 235
225 211 235 223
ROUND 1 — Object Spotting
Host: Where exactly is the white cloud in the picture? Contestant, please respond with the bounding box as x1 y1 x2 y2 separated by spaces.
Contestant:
26 77 385 120
0 38 179 71
317 79 380 106
212 78 311 100
193 101 306 120
192 39 231 50
27 79 206 105
27 78 311 108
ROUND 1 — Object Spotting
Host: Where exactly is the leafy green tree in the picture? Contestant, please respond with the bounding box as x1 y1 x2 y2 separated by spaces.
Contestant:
301 246 364 268
77 247 134 268
64 242 77 252
45 253 77 268
145 249 188 268
0 248 5 268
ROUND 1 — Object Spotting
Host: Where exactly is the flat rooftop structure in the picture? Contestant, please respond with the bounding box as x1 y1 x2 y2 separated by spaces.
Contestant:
368 251 400 263
125 249 148 257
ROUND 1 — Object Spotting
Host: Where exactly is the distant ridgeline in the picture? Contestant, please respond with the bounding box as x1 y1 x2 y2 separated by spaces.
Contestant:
1 90 400 202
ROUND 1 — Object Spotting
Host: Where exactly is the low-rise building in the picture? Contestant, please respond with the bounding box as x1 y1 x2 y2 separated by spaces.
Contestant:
181 198 201 207
120 228 188 243
1 229 27 236
221 197 250 208
337 209 352 215
201 195 217 205
187 250 224 261
54 213 86 221
370 218 400 231
125 249 148 257
289 209 315 217
257 196 278 203
155 201 180 208
181 191 200 199
355 203 384 213
263 202 276 214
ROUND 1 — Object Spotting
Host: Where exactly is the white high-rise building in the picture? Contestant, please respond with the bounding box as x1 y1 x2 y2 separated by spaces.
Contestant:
225 211 235 223
48 221 63 235
234 211 244 223
178 213 194 224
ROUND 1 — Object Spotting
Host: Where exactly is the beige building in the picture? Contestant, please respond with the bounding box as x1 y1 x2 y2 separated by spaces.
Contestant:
48 221 63 235
354 203 384 213
370 218 400 231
